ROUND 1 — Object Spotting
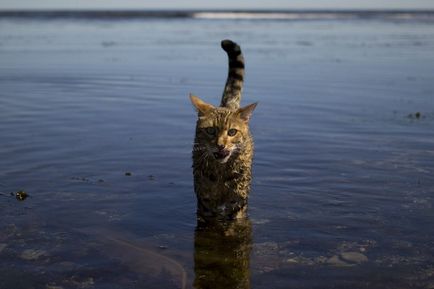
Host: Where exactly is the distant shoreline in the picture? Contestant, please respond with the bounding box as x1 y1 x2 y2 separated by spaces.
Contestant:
1 9 434 21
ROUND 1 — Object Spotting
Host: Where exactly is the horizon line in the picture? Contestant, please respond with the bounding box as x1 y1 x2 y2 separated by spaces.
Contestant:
1 8 434 12
2 9 434 21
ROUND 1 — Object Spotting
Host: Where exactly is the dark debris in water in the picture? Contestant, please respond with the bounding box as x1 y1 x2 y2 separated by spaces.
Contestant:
14 191 28 201
148 175 155 181
71 176 91 182
125 172 132 176
70 176 107 186
408 112 423 119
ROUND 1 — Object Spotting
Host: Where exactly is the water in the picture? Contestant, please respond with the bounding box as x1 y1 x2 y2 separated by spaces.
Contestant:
1 11 434 289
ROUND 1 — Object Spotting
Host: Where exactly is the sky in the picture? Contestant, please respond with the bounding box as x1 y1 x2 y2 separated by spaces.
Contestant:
1 0 434 10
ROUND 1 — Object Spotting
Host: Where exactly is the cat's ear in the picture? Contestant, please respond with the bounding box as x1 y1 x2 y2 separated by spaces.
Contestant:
190 94 214 116
237 102 257 122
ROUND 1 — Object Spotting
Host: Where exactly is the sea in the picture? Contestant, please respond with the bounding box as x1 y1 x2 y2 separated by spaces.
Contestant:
1 10 434 289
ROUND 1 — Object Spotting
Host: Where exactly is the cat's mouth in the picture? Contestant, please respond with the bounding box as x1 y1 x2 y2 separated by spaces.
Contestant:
213 150 230 161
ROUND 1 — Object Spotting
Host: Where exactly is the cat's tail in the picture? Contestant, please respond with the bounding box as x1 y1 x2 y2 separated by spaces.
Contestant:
220 39 245 110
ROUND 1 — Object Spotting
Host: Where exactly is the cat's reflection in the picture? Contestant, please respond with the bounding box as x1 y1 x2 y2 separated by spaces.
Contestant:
193 216 252 289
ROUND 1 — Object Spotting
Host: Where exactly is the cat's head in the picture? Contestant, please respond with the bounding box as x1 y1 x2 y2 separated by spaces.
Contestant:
190 94 257 164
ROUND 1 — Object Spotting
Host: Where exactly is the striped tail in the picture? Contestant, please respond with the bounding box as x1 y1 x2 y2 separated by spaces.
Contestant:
220 39 245 110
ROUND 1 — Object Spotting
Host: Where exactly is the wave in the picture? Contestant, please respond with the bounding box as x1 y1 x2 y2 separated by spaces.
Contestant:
192 11 434 21
193 12 354 20
1 10 434 22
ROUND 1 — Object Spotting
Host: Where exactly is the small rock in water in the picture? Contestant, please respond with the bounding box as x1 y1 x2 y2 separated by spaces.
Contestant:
326 255 353 267
286 257 299 264
125 172 132 176
340 251 368 264
20 249 48 261
69 277 94 288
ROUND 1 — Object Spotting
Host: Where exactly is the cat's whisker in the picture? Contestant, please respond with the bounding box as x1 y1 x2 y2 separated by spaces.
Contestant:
195 148 211 164
198 151 207 161
193 146 207 152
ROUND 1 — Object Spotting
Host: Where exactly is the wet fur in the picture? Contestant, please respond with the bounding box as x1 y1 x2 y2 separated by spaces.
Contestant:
190 40 257 220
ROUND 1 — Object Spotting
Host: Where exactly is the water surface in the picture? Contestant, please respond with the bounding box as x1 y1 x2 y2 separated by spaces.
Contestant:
1 12 434 289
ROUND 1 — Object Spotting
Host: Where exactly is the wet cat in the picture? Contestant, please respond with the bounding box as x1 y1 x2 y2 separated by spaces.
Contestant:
190 39 257 220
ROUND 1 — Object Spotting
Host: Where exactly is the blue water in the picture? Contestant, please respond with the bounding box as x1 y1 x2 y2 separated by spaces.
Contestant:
1 13 434 289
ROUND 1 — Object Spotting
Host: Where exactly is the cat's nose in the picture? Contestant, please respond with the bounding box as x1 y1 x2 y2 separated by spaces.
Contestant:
217 144 225 151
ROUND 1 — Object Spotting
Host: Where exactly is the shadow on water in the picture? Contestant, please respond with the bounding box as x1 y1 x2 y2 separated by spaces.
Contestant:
193 217 252 289
80 228 189 289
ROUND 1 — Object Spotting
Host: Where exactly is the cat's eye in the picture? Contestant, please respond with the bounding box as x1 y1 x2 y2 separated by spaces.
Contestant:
205 127 217 135
228 128 238 136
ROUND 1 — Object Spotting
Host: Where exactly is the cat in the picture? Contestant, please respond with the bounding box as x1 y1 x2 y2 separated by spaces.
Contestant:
190 39 257 221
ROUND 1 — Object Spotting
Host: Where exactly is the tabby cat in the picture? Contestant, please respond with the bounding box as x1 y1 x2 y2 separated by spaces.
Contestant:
190 39 257 220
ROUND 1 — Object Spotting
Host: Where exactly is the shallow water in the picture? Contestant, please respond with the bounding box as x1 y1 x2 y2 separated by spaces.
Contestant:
1 14 434 289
